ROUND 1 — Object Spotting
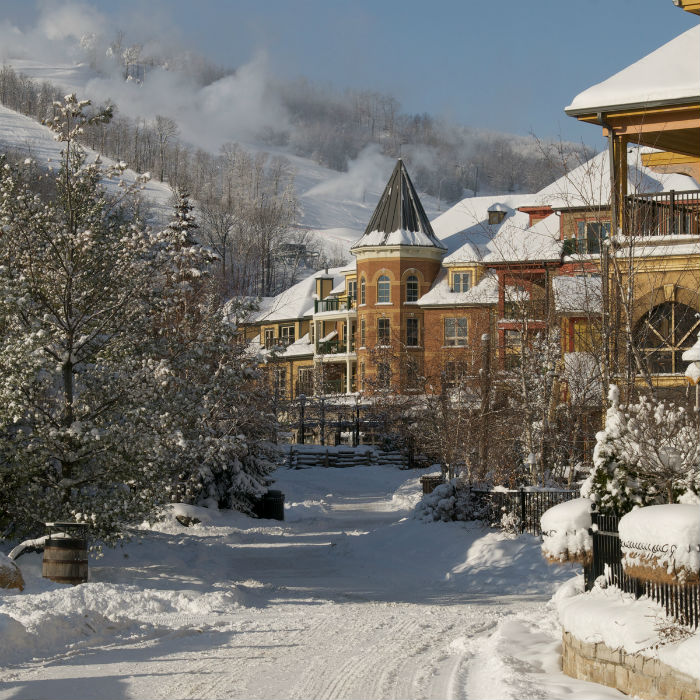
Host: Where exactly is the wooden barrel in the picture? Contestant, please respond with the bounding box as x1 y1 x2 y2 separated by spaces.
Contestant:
42 537 88 584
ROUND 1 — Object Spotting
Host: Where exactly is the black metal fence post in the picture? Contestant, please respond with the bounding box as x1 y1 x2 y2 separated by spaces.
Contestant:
519 488 526 534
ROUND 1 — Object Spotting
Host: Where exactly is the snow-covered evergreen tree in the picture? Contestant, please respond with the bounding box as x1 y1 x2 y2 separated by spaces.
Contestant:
581 385 699 513
0 96 276 544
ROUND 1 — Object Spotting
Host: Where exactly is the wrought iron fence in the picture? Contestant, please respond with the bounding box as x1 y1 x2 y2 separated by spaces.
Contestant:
584 511 700 629
469 488 578 536
314 296 355 313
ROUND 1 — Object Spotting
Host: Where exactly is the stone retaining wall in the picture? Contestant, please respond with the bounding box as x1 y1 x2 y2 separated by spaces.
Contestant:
562 630 700 700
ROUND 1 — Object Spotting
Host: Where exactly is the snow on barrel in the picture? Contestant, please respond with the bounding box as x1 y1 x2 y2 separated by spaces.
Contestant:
619 504 700 585
540 498 593 565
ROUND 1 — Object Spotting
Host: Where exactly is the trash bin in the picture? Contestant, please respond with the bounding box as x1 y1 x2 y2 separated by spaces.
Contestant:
42 522 88 584
261 490 285 521
420 475 445 495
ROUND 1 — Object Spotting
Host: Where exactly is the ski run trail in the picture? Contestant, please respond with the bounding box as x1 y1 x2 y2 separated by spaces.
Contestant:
1 466 623 700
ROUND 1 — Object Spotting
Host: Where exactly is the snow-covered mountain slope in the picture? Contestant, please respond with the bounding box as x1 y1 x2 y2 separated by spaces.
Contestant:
1 58 443 255
0 104 175 226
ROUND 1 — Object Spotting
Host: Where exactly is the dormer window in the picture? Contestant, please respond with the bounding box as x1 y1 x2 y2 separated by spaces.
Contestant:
452 272 472 293
377 275 391 303
487 203 509 225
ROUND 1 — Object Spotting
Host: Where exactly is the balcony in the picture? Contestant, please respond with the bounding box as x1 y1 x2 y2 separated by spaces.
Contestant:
314 296 355 314
317 338 355 355
502 300 547 320
624 190 700 238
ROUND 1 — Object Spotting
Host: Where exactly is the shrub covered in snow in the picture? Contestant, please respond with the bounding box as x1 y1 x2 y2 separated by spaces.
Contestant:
413 481 476 522
540 498 592 564
619 504 700 585
581 386 699 514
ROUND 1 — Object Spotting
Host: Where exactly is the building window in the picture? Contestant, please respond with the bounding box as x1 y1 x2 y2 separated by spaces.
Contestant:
360 362 365 390
406 318 419 347
444 317 468 346
297 367 314 396
377 361 391 389
377 318 390 345
309 323 315 343
280 325 295 345
452 272 472 293
377 275 390 303
360 318 366 347
634 301 700 374
406 275 419 302
263 328 274 349
572 220 610 254
403 355 423 391
360 277 366 305
347 279 357 302
442 361 457 388
273 368 287 399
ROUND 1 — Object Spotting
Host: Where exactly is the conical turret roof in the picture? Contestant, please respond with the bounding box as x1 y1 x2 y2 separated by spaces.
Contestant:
351 160 447 251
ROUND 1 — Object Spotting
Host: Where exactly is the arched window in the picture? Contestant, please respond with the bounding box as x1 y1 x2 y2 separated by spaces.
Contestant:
360 277 366 305
634 301 700 374
377 275 390 304
406 275 419 302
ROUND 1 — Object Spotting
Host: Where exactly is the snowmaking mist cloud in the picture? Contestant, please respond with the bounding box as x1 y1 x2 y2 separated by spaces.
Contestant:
304 145 394 201
0 2 292 153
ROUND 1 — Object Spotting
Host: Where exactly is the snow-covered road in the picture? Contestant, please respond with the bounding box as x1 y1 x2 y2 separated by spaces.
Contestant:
1 466 623 699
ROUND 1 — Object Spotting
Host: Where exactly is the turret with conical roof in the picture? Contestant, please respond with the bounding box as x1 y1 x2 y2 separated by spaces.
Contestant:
352 160 445 393
351 159 447 252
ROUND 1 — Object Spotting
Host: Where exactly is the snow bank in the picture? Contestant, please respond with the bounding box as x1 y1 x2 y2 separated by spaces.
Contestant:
555 576 700 681
619 504 700 584
540 498 592 564
0 552 24 591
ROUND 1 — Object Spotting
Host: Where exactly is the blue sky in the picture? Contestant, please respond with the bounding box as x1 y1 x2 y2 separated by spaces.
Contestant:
4 1 697 148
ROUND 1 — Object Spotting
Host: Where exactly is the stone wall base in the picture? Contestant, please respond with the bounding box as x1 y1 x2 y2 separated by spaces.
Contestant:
562 630 700 700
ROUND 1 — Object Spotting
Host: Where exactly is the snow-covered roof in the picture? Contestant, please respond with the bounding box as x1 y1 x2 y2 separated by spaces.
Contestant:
247 266 346 323
433 193 536 261
280 333 314 358
566 26 700 115
416 270 499 307
553 275 602 315
533 146 699 210
482 212 561 264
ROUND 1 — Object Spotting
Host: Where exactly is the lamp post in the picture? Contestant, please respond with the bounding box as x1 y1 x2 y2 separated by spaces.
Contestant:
298 394 306 445
682 330 700 414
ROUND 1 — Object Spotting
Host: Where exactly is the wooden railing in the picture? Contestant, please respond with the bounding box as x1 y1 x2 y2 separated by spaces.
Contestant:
624 189 700 238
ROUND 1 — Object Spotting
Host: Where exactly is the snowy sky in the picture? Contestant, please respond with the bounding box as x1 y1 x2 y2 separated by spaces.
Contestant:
1 0 697 147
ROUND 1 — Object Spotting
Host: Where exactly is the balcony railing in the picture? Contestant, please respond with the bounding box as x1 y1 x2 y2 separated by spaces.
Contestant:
314 296 355 313
317 338 355 355
502 300 547 320
264 336 294 350
624 190 700 237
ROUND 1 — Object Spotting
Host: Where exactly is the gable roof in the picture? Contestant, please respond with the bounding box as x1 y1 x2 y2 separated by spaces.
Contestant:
351 159 447 251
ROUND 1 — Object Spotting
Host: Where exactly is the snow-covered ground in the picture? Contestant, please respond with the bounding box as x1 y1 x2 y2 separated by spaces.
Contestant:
0 466 625 700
